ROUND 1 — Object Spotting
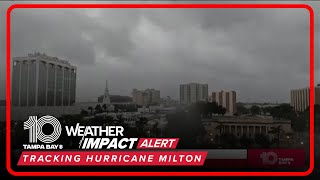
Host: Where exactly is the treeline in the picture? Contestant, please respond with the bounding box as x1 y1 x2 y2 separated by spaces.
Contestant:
81 104 137 116
187 101 227 117
236 103 298 118
237 103 320 132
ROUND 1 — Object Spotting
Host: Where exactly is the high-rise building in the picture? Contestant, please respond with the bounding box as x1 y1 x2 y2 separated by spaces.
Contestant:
179 83 208 104
290 85 320 112
12 52 77 106
132 88 160 106
212 91 237 115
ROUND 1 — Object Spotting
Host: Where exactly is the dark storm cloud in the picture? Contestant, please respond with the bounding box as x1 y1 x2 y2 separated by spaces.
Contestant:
0 2 313 103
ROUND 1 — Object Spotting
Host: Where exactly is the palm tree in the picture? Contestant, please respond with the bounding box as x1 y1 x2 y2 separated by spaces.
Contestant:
215 123 223 144
268 125 284 148
88 106 93 115
215 123 223 136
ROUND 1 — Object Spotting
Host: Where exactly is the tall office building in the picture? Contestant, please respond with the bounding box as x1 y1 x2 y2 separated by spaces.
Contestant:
212 91 237 115
180 83 208 104
12 52 77 107
290 85 320 112
132 88 160 106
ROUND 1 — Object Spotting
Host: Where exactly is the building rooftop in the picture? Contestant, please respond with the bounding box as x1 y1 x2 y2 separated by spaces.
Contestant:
13 52 73 67
202 115 291 124
291 84 320 90
180 83 208 85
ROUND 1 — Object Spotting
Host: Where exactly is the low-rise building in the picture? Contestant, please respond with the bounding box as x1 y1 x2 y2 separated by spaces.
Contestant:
202 115 292 141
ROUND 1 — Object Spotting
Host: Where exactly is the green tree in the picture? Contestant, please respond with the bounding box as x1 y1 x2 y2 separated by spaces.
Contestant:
136 117 148 137
102 104 107 112
105 115 116 125
221 107 227 116
88 106 93 115
269 125 284 148
292 114 307 132
217 105 226 115
270 103 296 120
211 101 219 114
114 105 119 112
194 101 208 117
150 121 160 137
95 104 102 114
264 106 273 115
167 110 202 148
236 103 249 115
80 109 88 116
220 133 238 148
215 123 223 136
254 133 271 148
215 123 223 144
250 105 261 115
94 115 106 126
240 135 253 148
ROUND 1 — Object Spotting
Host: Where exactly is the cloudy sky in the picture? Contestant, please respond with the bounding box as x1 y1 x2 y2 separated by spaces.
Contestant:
0 1 316 103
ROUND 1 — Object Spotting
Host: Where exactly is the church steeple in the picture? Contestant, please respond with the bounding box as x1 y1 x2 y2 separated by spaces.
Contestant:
103 80 110 104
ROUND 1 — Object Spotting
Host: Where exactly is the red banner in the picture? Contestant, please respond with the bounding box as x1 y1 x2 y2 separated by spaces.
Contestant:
18 151 207 166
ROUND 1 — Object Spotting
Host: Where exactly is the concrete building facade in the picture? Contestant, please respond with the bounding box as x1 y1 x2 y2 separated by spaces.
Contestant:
290 85 320 112
180 83 208 104
12 52 76 107
132 88 160 106
202 115 292 140
212 91 237 115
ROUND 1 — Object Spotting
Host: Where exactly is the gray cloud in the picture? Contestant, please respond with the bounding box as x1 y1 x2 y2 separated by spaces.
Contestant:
11 9 96 65
0 2 315 103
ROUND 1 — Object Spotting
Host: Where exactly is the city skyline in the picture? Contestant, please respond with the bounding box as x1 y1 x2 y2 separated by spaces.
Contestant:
0 8 312 103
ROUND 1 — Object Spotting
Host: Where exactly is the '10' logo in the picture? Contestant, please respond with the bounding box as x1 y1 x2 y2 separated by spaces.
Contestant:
24 115 62 144
260 151 278 165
